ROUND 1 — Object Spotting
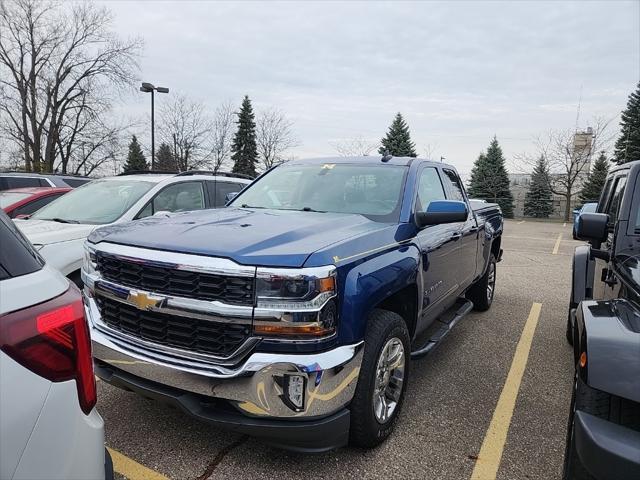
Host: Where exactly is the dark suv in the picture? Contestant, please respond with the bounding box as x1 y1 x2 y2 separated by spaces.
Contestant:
565 160 640 479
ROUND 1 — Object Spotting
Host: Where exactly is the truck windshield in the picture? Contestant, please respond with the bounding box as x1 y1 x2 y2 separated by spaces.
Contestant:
232 163 407 222
32 179 154 225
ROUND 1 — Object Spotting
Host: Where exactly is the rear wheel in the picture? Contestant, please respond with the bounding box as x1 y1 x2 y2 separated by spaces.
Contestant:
349 309 410 448
467 254 496 311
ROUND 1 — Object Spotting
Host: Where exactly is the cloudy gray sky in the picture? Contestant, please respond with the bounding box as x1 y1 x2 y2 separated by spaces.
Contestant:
103 0 640 176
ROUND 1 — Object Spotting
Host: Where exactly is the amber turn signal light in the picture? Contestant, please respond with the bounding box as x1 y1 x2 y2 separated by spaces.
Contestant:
579 351 587 368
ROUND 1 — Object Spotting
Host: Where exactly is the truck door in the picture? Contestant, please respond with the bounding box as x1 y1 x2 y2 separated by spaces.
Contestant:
441 168 478 291
414 166 461 327
593 173 627 300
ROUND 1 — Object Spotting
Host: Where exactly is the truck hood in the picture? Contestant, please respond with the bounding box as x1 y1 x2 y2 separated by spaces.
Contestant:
89 207 390 267
14 218 96 245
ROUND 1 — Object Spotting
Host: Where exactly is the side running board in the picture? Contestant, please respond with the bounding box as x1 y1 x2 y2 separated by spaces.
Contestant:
410 298 474 359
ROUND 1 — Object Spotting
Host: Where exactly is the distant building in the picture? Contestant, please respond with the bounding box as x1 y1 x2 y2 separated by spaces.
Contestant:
510 129 594 218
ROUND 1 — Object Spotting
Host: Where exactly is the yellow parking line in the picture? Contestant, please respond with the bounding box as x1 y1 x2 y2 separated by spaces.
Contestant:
107 447 168 480
470 302 542 480
552 233 562 254
517 220 525 224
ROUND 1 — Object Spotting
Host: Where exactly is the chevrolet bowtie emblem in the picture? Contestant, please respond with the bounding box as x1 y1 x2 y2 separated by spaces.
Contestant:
127 291 163 310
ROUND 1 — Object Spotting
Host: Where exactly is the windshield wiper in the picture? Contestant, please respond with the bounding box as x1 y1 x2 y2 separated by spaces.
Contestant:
240 204 267 209
301 207 326 213
48 217 80 224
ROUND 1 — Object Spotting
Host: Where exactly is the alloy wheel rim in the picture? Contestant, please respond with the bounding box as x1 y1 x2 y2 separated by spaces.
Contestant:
373 337 405 424
487 262 496 303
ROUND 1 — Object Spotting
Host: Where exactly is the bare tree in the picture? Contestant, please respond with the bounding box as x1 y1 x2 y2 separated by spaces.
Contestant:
0 0 141 173
158 94 213 172
331 135 379 157
210 101 234 173
519 116 615 220
255 108 297 170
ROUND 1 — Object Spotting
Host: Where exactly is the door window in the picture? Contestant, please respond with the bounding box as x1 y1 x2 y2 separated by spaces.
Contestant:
442 169 465 201
5 177 42 188
137 182 205 219
416 168 446 211
215 182 244 207
606 176 627 225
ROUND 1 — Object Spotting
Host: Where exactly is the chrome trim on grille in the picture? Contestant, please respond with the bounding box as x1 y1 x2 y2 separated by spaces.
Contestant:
92 242 257 278
86 293 258 366
94 279 253 324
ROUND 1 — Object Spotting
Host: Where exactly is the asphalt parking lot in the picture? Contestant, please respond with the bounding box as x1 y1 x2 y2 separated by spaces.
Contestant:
98 219 578 480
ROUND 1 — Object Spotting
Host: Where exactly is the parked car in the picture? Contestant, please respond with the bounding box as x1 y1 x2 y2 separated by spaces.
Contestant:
0 210 111 480
15 171 251 286
0 172 91 190
572 202 598 239
565 160 640 479
82 156 503 451
1 187 71 218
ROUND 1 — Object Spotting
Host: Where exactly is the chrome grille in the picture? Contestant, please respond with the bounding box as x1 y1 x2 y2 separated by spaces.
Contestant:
96 253 254 306
96 296 250 357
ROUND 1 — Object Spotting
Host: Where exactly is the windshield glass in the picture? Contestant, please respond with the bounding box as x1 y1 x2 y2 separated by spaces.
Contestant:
0 192 31 208
232 163 407 221
32 179 154 224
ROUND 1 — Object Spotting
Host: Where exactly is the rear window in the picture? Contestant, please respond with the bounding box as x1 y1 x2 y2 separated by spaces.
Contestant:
0 192 31 208
0 211 44 279
63 178 90 188
1 177 42 189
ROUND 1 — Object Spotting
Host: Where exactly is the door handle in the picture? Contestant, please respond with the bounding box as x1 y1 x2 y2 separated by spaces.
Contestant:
451 232 462 241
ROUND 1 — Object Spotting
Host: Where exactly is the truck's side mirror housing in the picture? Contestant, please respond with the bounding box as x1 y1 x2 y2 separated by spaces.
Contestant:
416 200 468 228
577 212 608 244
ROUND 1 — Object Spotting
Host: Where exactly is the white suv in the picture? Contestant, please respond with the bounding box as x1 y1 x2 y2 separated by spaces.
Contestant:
0 211 110 479
15 171 251 285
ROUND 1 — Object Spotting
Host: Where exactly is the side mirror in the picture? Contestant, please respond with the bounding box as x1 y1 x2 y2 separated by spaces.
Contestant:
576 212 608 244
225 192 239 205
416 200 468 228
572 209 580 216
153 210 172 218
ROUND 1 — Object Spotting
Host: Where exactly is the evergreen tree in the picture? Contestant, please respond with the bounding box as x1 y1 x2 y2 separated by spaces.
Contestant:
155 142 177 171
523 156 553 218
231 95 258 177
122 135 148 173
580 151 609 203
467 137 514 218
614 82 640 164
378 113 417 157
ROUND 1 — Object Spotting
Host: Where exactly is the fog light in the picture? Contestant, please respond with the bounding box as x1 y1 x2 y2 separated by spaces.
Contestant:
280 373 306 412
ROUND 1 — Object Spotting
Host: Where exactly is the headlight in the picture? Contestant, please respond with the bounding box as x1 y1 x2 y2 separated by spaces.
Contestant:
254 266 338 338
82 243 97 275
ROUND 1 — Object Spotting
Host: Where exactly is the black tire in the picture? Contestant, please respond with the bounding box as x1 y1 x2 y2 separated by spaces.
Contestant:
563 375 604 480
467 254 496 312
349 309 410 448
68 270 83 288
565 309 574 346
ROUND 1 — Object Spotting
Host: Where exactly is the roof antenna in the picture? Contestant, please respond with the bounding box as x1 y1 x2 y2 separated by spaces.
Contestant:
381 150 392 162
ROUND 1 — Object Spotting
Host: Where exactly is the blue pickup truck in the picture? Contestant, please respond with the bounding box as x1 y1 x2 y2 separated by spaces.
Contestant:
82 156 503 451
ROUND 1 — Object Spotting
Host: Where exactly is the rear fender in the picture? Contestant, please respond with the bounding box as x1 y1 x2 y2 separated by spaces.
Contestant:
338 245 421 343
575 300 640 403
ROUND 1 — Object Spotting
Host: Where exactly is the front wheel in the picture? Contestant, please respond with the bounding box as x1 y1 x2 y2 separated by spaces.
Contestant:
349 309 410 448
467 254 497 311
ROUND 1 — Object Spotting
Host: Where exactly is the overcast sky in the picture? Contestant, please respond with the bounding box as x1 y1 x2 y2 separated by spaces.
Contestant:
102 0 640 176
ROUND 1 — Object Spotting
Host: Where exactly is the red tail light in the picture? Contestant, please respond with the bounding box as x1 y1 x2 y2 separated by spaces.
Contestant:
0 285 96 414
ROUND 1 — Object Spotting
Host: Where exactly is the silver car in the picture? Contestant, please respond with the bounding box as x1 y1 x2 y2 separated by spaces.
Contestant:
0 211 110 480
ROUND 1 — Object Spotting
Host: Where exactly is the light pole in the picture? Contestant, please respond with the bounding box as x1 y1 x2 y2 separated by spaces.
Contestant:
139 82 169 169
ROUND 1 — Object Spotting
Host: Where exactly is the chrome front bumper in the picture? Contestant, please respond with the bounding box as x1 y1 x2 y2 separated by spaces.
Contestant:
85 294 363 419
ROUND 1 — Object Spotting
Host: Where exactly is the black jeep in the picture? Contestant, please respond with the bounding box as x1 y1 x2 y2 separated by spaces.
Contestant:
565 160 640 479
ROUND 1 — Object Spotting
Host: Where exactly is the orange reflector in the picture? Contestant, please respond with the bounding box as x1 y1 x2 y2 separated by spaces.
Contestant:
253 323 334 337
318 277 335 292
579 352 587 368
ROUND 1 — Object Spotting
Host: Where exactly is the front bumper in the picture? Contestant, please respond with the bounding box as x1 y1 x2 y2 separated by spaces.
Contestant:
95 360 351 452
574 410 640 479
85 293 363 421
